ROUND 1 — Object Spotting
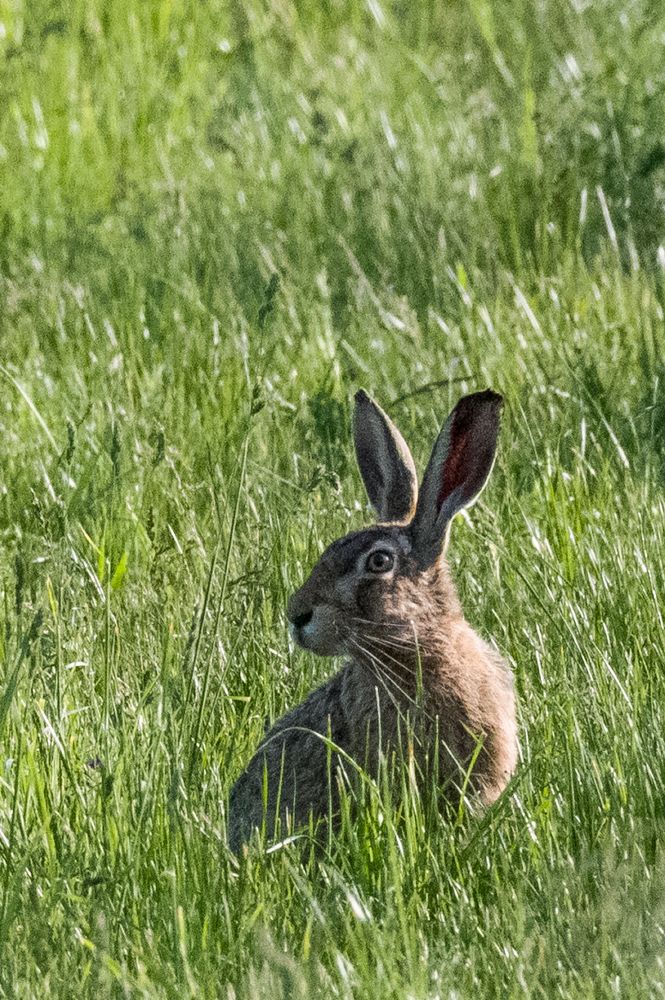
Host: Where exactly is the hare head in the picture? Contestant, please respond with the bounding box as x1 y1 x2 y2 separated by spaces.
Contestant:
287 389 502 658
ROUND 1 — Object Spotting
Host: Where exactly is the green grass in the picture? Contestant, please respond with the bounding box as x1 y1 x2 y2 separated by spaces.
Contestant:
1 0 665 995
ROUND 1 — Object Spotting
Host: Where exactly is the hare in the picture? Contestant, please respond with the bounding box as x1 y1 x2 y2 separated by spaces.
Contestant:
228 389 517 852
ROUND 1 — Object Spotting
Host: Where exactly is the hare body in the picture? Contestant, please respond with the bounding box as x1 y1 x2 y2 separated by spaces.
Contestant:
228 390 518 851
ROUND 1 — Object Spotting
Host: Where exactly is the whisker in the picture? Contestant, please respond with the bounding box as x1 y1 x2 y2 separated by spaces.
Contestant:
360 632 414 652
363 633 420 655
343 625 415 688
342 624 427 708
361 633 424 677
348 638 409 719
350 616 408 632
348 636 409 700
349 636 433 726
349 641 438 758
352 632 443 728
349 616 428 653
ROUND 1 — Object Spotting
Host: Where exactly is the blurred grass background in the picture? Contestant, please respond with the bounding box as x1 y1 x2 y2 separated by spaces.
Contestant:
1 0 665 996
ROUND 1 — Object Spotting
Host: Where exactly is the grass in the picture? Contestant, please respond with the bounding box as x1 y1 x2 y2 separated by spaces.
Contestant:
1 0 665 995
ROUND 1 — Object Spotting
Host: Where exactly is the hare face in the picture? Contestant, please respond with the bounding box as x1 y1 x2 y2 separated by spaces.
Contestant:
287 526 412 656
286 525 459 661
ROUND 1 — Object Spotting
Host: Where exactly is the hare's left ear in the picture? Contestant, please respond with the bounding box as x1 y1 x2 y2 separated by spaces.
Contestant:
353 390 418 523
411 390 502 563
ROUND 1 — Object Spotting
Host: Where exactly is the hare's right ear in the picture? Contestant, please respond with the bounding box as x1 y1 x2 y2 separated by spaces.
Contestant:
411 390 502 564
353 390 418 523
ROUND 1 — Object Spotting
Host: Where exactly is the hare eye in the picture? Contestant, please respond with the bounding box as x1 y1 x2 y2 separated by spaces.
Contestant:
365 549 394 573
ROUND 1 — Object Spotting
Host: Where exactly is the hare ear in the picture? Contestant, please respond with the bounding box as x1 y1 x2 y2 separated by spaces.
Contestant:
353 390 418 523
411 390 502 563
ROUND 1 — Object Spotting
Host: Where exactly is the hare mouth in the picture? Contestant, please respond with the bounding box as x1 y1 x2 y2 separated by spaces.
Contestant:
289 611 344 656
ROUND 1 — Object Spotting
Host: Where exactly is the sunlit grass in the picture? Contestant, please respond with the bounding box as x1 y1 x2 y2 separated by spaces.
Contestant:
1 0 665 996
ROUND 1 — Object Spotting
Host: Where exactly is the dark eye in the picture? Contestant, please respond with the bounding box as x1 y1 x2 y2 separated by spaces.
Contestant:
365 549 394 574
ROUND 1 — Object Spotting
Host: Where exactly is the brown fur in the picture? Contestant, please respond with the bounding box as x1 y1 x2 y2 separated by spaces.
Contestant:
228 390 518 852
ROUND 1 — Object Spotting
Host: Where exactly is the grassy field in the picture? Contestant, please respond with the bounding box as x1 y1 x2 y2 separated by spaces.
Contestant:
1 0 665 995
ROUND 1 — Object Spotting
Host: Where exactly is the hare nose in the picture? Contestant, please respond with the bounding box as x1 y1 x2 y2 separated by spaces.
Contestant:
290 609 313 629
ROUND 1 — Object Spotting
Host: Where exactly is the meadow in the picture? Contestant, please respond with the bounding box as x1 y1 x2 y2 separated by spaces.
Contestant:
1 0 665 995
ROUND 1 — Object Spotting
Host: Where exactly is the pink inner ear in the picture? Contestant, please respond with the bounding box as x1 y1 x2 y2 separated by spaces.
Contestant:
437 416 471 510
432 390 501 518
